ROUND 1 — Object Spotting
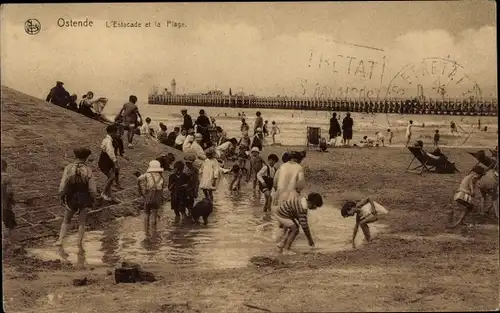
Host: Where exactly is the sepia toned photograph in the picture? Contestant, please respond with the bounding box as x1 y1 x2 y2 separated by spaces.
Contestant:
1 2 498 312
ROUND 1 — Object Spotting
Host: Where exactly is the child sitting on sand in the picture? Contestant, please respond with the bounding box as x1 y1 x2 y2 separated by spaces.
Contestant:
319 138 328 152
341 197 389 249
448 165 485 228
362 136 375 147
273 193 323 255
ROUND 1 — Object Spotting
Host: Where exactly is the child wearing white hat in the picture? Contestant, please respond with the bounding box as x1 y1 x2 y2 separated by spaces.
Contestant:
137 160 165 240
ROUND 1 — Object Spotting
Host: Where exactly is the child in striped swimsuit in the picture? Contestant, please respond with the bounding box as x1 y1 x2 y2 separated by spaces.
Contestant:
273 193 323 255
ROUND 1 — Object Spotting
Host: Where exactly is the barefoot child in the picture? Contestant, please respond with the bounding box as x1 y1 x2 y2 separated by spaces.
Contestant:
448 165 485 228
237 145 250 181
273 193 323 255
433 129 440 147
341 197 388 248
257 154 279 212
138 160 165 239
2 159 17 248
199 148 219 202
55 148 97 257
229 164 244 191
271 121 281 145
249 147 265 190
99 125 119 201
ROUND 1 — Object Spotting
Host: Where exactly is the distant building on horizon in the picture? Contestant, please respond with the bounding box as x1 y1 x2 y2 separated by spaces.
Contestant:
171 79 176 97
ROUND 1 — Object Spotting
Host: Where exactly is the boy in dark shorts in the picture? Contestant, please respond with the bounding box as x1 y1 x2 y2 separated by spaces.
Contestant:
99 124 120 200
168 161 192 220
256 154 279 212
2 159 17 247
55 148 97 257
137 160 165 239
237 145 250 181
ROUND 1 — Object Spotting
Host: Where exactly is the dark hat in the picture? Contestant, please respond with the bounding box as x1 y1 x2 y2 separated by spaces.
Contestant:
181 109 187 112
73 147 92 159
56 81 64 85
471 165 486 176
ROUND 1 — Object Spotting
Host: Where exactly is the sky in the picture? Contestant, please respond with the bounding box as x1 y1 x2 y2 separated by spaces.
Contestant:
1 1 497 108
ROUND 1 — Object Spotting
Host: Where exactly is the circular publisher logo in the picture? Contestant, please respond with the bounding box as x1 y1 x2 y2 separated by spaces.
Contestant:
25 19 41 35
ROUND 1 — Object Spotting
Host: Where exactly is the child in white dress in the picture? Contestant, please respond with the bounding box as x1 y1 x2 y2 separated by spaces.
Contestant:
199 148 219 202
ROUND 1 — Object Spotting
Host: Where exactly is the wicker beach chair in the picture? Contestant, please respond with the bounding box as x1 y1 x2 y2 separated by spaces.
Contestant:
306 126 321 151
405 146 459 174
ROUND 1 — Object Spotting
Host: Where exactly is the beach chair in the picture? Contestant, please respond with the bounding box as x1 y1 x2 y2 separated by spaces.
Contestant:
306 126 321 150
467 150 498 173
405 146 459 174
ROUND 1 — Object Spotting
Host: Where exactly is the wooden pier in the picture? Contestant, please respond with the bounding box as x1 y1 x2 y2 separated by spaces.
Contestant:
148 94 498 116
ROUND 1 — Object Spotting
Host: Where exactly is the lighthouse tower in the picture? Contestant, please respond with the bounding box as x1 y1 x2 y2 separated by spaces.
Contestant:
171 79 177 96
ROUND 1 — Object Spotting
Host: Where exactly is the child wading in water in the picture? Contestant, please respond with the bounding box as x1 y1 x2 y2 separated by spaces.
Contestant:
168 161 191 220
137 160 165 239
448 165 486 228
183 154 200 216
273 193 323 255
271 121 281 145
341 197 388 248
249 147 265 190
257 154 279 212
199 148 219 202
55 148 97 257
229 164 244 191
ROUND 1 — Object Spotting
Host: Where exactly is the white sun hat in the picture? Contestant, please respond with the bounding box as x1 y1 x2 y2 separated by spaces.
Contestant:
146 160 164 173
251 147 260 153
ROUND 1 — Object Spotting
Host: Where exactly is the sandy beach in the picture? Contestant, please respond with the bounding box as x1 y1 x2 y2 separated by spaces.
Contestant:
3 144 499 313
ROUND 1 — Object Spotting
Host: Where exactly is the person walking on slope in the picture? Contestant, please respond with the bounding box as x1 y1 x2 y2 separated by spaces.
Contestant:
118 95 143 149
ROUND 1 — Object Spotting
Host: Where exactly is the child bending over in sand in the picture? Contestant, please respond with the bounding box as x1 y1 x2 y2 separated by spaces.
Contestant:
341 197 388 248
448 165 485 228
273 193 323 255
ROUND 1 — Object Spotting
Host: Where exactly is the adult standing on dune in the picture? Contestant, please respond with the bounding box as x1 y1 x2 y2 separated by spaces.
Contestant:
342 112 354 146
46 81 70 107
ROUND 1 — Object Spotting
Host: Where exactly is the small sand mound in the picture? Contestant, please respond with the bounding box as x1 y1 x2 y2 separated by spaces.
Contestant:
250 256 285 267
